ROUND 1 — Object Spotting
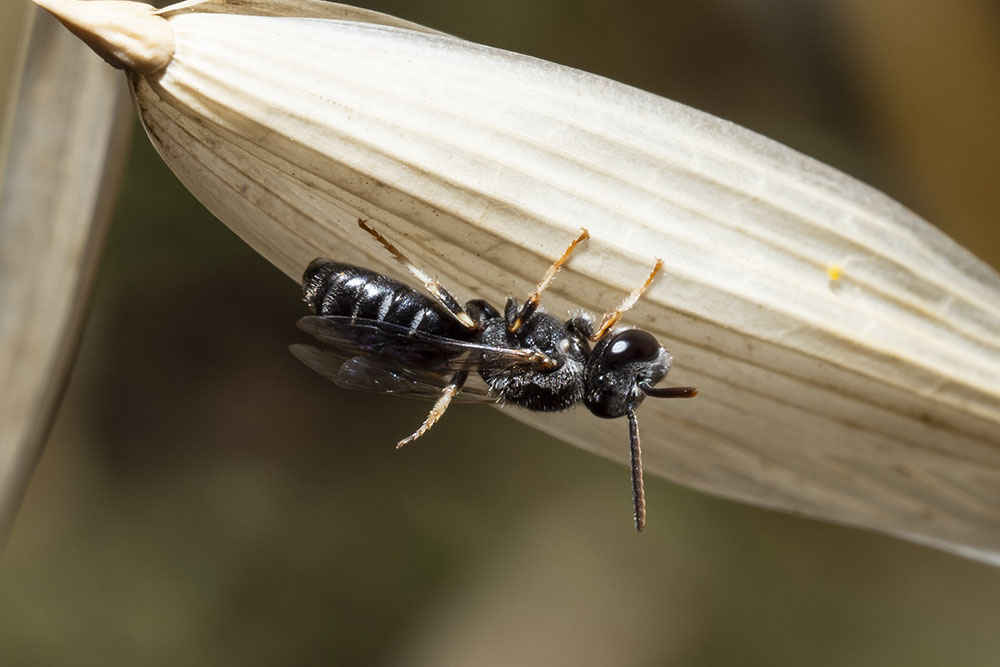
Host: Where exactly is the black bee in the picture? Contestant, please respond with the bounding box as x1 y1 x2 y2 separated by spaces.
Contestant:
291 219 697 531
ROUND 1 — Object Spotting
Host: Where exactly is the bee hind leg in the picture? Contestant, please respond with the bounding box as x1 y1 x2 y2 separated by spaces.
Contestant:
396 371 469 448
358 218 477 331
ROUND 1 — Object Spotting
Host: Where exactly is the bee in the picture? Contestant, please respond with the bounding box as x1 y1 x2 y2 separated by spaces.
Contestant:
291 219 697 531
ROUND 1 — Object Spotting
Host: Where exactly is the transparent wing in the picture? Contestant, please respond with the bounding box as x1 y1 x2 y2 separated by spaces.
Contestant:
290 344 497 403
296 315 554 373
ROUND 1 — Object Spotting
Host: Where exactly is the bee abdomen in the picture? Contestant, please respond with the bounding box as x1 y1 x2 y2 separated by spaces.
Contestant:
302 259 463 337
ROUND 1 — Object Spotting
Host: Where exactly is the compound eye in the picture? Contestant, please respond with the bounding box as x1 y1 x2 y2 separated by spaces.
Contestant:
602 330 661 368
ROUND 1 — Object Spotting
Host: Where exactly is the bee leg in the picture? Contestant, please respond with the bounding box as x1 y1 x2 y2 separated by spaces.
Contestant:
358 219 477 330
396 370 469 448
508 229 590 333
590 258 663 342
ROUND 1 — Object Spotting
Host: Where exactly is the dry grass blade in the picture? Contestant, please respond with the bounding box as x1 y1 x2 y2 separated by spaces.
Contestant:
0 8 131 548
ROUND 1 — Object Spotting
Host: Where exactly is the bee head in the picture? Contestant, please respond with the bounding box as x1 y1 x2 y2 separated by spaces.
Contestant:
583 329 672 419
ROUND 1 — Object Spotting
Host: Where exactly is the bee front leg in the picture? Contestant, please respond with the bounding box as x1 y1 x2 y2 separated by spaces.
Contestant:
590 258 663 342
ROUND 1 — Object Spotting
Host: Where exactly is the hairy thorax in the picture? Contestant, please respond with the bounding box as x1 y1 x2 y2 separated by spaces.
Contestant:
477 312 585 411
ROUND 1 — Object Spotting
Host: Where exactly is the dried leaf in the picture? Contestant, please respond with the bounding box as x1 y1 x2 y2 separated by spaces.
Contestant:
0 7 131 545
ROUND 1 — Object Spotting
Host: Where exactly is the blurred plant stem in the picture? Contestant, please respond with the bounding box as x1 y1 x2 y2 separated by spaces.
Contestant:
0 7 131 550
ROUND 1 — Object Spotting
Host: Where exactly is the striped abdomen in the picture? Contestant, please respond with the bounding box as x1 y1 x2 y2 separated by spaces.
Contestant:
302 259 468 338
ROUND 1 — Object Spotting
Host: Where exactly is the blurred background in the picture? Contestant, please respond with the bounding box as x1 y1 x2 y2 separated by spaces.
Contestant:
2 0 1000 665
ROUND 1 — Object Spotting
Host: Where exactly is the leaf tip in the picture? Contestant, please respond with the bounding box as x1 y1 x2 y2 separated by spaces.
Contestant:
32 0 175 74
